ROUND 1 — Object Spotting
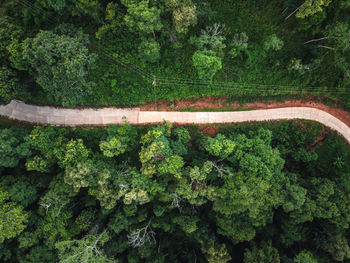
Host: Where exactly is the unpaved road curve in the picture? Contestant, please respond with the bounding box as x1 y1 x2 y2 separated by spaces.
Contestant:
1 100 350 143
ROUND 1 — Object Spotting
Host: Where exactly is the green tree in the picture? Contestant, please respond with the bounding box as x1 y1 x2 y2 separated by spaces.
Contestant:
25 126 67 172
282 174 307 213
46 0 66 11
165 0 197 34
64 157 135 209
212 130 285 241
264 34 284 51
192 50 222 83
122 0 162 35
286 177 347 226
39 189 70 219
340 0 350 9
138 38 161 63
39 172 76 218
0 66 22 104
96 2 123 40
18 230 40 249
293 250 318 263
71 0 100 20
322 233 350 262
59 139 89 168
121 170 160 205
99 123 137 158
296 0 332 18
203 133 235 159
36 209 76 247
244 240 280 263
21 246 57 263
18 25 97 106
189 23 226 53
200 238 231 263
231 32 248 58
324 22 350 53
279 220 307 247
172 215 199 233
7 38 29 71
157 155 184 176
176 161 217 205
108 210 130 234
171 127 191 156
64 161 94 192
0 17 24 64
26 155 51 172
0 190 29 243
0 128 30 168
55 231 114 263
9 180 37 207
34 174 78 247
75 208 96 231
139 124 184 177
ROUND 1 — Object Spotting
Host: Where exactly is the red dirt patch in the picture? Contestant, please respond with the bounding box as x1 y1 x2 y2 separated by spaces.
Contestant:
307 136 326 151
199 125 219 137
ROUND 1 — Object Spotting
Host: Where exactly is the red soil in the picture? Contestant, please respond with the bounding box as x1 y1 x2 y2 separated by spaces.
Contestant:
306 136 326 151
199 126 220 137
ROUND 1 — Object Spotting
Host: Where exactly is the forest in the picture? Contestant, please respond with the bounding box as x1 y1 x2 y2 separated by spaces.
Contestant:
1 120 350 262
0 0 349 107
1 0 350 262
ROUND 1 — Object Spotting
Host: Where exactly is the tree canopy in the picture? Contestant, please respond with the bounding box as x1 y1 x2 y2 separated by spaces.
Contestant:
0 121 348 262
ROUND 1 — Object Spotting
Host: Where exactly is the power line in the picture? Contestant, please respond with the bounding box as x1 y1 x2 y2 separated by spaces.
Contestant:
155 78 340 91
98 47 153 80
9 0 348 97
156 81 347 94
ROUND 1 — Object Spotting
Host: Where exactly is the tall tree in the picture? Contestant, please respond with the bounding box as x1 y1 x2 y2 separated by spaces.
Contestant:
189 23 227 53
211 129 286 242
99 123 138 158
55 230 114 263
139 124 185 177
296 0 332 18
0 128 30 168
244 240 280 263
192 50 222 84
46 0 67 11
165 0 197 34
0 66 22 104
121 0 162 35
9 180 37 207
200 238 232 263
24 126 68 172
71 0 100 20
0 190 29 243
0 17 24 65
293 250 318 263
16 24 97 106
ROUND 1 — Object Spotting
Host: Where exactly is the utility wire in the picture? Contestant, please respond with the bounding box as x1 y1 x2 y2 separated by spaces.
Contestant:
98 47 153 79
10 0 348 95
157 82 347 94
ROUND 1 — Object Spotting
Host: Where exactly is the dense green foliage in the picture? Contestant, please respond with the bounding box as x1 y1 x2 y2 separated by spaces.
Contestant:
1 1 350 262
0 0 349 106
0 121 350 262
17 25 97 106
